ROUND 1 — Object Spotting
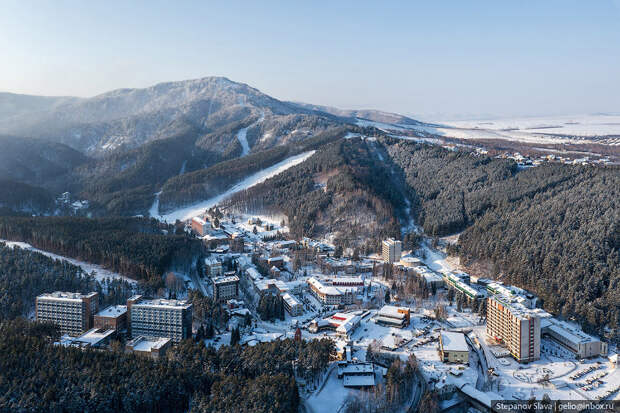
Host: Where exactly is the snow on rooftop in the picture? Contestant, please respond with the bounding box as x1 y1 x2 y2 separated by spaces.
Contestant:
212 275 240 284
377 305 409 320
96 305 127 318
130 336 170 352
282 293 301 307
441 331 469 352
135 298 191 309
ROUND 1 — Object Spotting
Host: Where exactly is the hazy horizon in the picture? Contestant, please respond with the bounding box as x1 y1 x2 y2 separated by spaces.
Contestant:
1 0 619 120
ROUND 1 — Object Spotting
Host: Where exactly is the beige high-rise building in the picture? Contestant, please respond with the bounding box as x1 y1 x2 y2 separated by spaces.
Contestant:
382 238 402 264
486 295 541 363
36 291 99 336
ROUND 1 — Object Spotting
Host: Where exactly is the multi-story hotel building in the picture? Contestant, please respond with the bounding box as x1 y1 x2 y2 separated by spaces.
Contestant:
486 294 543 363
212 275 239 302
382 238 402 264
35 291 99 336
307 277 356 306
129 297 192 342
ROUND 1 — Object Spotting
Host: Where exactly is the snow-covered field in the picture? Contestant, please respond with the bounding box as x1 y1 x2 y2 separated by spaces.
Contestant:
358 114 620 146
443 114 620 137
154 150 315 223
0 239 136 284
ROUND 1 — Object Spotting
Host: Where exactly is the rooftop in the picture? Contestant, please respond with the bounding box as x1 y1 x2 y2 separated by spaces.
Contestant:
308 277 343 296
134 298 191 309
282 293 301 307
212 275 240 284
38 291 98 301
441 331 469 353
58 328 115 348
128 336 171 352
96 305 127 318
378 305 409 320
490 293 551 320
341 362 375 375
546 318 601 345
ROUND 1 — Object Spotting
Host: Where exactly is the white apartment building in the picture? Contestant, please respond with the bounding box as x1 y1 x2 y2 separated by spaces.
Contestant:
36 291 99 336
282 293 303 317
129 298 192 342
382 238 402 264
307 277 356 306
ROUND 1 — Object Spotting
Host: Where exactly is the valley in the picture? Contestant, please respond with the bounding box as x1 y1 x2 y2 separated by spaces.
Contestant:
0 77 618 413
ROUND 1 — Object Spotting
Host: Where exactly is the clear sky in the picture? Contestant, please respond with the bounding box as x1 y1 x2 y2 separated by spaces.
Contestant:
1 0 619 120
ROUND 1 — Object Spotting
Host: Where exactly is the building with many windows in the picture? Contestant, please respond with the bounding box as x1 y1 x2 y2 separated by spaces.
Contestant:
307 277 356 306
444 273 485 302
129 298 192 342
486 294 547 363
542 319 608 359
382 238 402 264
282 293 303 316
212 275 240 302
36 291 99 336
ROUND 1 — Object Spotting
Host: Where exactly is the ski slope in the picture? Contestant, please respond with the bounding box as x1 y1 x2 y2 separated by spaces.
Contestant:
237 111 265 157
155 150 316 223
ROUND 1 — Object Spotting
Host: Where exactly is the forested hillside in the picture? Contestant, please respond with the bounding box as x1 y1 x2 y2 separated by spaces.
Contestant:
157 126 352 213
0 135 87 191
0 217 201 291
0 180 54 214
457 167 619 333
0 319 332 413
225 137 403 252
158 145 292 212
384 139 619 332
0 244 133 320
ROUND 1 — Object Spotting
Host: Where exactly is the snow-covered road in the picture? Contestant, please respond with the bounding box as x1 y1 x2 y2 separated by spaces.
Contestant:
154 150 316 223
1 239 136 284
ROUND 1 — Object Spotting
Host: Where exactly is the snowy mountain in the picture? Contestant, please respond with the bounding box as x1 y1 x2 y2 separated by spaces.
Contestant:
0 77 345 157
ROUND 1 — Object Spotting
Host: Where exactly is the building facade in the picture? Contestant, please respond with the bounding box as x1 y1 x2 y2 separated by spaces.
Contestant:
191 217 209 236
486 295 541 363
282 293 303 316
94 305 127 332
542 319 608 358
212 275 240 302
307 277 355 306
382 239 402 264
36 291 99 336
439 331 470 363
375 305 410 328
129 298 192 342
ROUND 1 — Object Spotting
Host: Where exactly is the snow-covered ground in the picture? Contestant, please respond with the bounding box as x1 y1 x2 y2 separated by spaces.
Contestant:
442 114 620 138
358 114 620 146
305 366 353 413
155 150 315 223
0 239 136 284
